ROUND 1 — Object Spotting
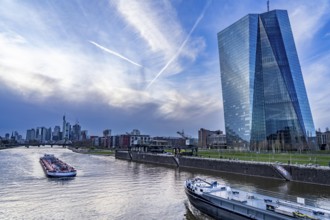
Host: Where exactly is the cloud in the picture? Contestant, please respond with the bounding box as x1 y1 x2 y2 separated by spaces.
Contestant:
146 1 211 89
112 0 182 59
1 0 328 135
289 0 330 48
112 0 205 80
303 53 330 130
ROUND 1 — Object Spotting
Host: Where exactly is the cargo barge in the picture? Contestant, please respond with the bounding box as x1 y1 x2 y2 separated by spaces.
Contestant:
40 154 76 177
185 177 330 220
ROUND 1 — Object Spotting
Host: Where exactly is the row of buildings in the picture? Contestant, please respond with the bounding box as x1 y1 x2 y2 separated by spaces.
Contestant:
25 116 89 143
22 115 229 149
1 125 330 151
13 115 226 149
64 127 227 150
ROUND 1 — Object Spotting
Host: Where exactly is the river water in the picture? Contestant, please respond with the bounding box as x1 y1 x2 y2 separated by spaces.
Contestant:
1 146 329 220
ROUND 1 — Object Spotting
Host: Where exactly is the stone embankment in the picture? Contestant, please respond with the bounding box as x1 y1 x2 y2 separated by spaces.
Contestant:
115 151 330 186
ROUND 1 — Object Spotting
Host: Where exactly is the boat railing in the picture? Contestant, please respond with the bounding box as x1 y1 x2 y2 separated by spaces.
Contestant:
233 187 329 211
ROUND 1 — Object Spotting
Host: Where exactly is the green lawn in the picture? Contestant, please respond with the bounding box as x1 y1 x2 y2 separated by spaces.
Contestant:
88 151 114 155
72 147 114 156
87 149 114 155
197 150 330 166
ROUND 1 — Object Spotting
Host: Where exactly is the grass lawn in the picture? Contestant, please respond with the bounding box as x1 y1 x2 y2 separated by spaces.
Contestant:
72 147 114 156
197 149 330 166
88 149 114 155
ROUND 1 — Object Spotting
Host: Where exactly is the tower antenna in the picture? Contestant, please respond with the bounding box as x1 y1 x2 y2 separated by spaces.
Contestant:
267 0 270 12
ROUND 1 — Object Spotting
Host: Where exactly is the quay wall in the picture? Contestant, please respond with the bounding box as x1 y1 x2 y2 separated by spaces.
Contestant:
283 165 330 186
115 151 132 160
115 151 283 179
179 157 283 179
115 151 330 186
131 153 177 167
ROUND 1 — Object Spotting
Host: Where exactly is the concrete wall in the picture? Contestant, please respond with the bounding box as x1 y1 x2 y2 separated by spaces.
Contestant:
283 165 330 186
179 157 283 179
115 151 131 160
115 151 330 185
115 151 284 179
131 153 177 167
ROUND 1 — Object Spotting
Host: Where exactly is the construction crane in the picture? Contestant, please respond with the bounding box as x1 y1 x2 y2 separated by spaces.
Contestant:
177 130 193 146
177 130 187 139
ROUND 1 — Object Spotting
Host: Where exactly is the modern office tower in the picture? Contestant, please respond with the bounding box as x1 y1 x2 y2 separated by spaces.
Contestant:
62 115 71 140
52 126 61 141
35 127 47 142
45 127 52 141
26 129 36 141
36 127 41 141
218 9 316 151
72 123 81 141
41 127 47 142
65 122 71 140
81 130 88 141
62 115 66 140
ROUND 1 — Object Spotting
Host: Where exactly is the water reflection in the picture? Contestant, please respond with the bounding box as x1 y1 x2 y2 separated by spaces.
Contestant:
184 200 212 220
47 177 76 184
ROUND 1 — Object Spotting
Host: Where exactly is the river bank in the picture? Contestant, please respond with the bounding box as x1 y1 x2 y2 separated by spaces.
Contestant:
115 151 330 186
68 146 114 156
197 149 330 166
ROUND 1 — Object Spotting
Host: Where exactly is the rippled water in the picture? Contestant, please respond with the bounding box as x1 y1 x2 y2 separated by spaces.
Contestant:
1 146 329 219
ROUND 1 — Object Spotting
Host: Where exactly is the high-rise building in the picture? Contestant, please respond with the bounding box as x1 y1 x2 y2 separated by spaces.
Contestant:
45 127 52 141
81 130 88 141
218 9 316 151
62 115 67 140
52 126 61 141
26 129 36 141
72 123 81 141
65 122 71 140
41 127 47 142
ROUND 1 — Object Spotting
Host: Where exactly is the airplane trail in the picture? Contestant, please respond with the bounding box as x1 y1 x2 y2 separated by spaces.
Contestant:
89 41 142 67
146 1 211 89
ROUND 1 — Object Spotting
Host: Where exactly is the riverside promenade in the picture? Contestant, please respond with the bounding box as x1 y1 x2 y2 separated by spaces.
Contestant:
115 151 330 186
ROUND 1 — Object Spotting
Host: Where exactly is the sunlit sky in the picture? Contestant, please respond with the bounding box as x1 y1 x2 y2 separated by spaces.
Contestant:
0 0 329 137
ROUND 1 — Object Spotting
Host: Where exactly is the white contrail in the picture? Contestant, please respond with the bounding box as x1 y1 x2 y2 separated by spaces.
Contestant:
146 1 211 89
89 41 143 67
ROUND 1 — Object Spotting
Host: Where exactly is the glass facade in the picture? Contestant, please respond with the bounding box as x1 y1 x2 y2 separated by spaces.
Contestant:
218 10 316 151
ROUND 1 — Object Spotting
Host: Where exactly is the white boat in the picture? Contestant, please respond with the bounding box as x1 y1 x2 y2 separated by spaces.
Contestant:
40 154 76 178
185 177 330 220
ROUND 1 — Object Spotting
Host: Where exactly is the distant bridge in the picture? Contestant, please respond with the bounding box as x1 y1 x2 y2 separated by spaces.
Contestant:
1 142 73 148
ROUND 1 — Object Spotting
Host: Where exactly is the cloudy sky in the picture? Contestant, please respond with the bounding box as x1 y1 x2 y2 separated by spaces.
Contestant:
0 0 329 138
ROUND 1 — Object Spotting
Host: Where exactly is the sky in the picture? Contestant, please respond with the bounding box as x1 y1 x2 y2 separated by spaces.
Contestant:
0 0 330 138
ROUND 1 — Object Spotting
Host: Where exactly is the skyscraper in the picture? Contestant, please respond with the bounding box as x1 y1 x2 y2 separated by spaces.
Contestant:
62 115 66 140
218 9 316 151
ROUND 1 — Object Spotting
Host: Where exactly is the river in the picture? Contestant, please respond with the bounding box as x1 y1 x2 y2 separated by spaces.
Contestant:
1 146 329 219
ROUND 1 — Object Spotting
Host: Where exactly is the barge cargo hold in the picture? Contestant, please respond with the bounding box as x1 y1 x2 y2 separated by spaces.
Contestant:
185 177 330 220
40 154 76 177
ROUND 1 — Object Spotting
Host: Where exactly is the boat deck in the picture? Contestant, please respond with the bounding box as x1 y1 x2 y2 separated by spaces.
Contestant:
186 178 330 220
40 154 76 177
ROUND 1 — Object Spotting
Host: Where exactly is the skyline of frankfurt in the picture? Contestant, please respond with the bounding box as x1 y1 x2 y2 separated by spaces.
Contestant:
1 0 330 137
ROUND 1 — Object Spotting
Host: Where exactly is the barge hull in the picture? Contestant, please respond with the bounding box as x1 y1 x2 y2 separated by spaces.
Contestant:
185 188 291 220
186 188 248 220
39 154 77 178
46 171 76 178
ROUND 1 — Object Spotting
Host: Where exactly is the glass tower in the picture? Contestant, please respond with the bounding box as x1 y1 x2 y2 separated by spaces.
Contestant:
218 10 316 151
